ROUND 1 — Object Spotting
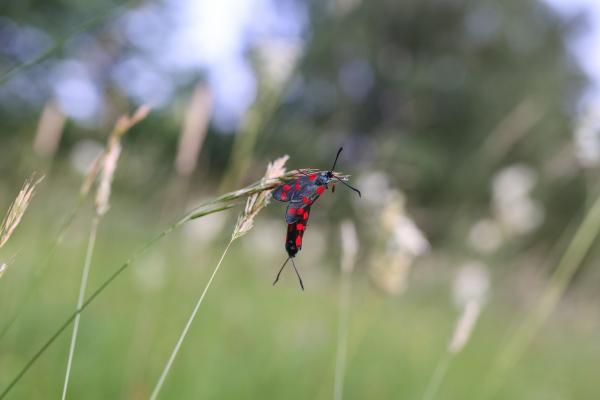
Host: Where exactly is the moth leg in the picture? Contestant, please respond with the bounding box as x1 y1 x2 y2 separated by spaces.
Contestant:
273 257 291 286
290 258 304 291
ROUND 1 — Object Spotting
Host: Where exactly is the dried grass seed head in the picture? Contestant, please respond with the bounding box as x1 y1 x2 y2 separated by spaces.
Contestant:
0 175 44 248
447 300 482 353
95 138 121 216
232 155 289 240
95 106 150 216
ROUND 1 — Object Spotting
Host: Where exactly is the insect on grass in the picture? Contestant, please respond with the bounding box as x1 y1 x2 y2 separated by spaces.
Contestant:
271 147 361 289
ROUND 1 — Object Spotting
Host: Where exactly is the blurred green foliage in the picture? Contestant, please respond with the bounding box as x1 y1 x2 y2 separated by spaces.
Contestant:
1 0 599 399
0 0 590 245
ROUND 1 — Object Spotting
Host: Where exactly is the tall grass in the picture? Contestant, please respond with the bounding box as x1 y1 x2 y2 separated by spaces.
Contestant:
60 107 149 399
422 301 482 400
149 239 234 400
333 221 358 400
60 215 99 399
0 154 101 340
483 192 600 398
0 157 340 398
149 156 288 399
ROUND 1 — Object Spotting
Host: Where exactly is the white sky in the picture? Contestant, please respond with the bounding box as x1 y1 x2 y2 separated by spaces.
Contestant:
49 0 306 128
5 0 599 126
544 0 600 109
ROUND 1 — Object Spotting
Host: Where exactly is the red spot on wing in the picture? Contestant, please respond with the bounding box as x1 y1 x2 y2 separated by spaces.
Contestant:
280 192 287 201
308 173 317 181
288 207 296 214
295 235 302 247
296 208 304 215
303 211 309 220
294 180 301 190
316 186 326 195
296 223 305 231
283 184 291 191
302 196 310 204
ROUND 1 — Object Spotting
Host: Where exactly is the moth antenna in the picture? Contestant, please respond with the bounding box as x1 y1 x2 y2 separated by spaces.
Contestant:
290 258 304 291
273 257 291 286
330 147 343 173
333 176 361 197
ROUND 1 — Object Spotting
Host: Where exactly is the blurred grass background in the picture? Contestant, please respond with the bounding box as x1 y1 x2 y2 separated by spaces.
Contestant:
1 0 600 398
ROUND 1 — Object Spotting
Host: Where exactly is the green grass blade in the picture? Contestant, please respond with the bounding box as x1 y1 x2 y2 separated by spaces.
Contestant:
0 202 235 399
483 193 600 397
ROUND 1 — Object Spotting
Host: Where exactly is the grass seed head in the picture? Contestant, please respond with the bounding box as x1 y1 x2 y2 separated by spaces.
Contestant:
447 300 482 353
0 175 44 249
232 155 289 240
95 139 121 216
95 106 150 216
369 190 428 295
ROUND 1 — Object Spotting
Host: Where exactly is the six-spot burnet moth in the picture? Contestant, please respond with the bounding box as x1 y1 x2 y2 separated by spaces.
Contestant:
271 147 361 290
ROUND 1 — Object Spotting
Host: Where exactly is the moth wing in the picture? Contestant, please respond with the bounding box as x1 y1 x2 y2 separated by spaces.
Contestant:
272 175 310 202
272 185 291 202
298 180 324 204
285 189 319 224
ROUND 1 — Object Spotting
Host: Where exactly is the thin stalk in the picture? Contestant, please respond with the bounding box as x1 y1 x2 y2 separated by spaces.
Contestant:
148 155 288 398
149 240 234 400
422 299 483 400
61 216 100 399
0 168 338 398
333 221 357 400
0 202 234 399
421 353 452 400
333 269 352 400
483 193 600 398
0 194 86 341
315 298 385 400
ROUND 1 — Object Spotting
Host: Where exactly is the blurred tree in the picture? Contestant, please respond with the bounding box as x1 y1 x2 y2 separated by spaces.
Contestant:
0 0 590 247
266 0 587 245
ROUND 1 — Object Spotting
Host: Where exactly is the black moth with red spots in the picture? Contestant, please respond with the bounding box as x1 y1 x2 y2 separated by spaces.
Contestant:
271 147 361 290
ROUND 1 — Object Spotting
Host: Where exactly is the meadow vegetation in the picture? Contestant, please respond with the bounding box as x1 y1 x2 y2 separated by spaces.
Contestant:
1 0 600 399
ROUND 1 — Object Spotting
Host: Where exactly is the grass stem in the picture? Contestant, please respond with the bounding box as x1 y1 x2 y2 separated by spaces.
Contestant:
483 193 600 397
149 239 234 400
421 353 452 400
333 270 352 400
0 202 234 399
60 216 100 400
333 221 357 400
0 164 318 398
